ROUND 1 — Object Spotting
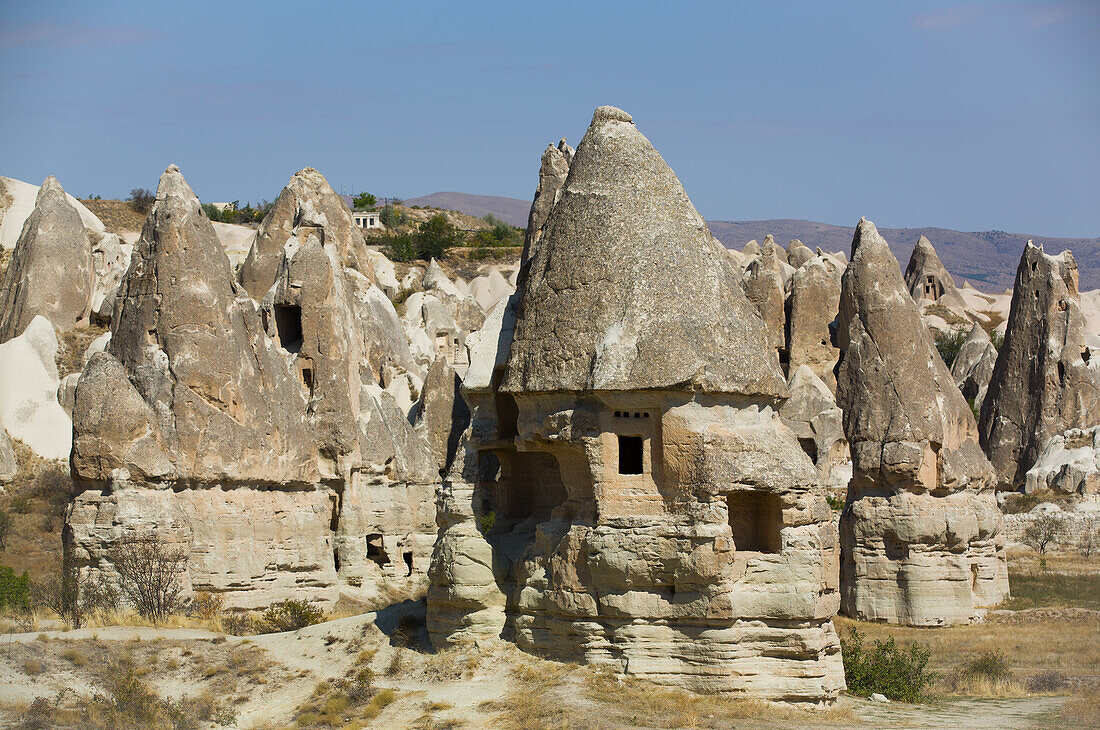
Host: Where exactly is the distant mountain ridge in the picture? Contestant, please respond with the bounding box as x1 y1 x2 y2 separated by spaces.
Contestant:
406 192 1100 292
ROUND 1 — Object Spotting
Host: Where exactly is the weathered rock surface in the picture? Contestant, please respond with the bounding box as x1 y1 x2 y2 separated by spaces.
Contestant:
521 138 571 265
903 235 968 312
430 107 843 702
68 165 442 608
780 366 850 492
415 357 470 475
836 218 1008 626
742 237 787 367
238 167 372 301
0 427 15 482
0 175 105 251
503 107 784 398
0 316 71 460
787 238 814 269
89 233 132 325
0 177 93 342
787 253 842 391
979 243 1100 487
951 324 997 410
1024 426 1100 494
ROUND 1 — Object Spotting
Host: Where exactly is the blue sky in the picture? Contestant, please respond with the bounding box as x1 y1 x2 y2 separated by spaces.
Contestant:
1 1 1097 236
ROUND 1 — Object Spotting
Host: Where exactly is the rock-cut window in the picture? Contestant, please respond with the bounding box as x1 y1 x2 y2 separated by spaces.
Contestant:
618 435 644 475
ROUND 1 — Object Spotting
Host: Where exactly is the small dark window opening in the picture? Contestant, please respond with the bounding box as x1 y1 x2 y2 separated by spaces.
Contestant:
726 491 782 554
333 547 341 572
644 412 650 418
1083 348 1091 365
402 551 414 576
366 534 388 566
274 304 303 353
301 365 314 393
634 412 641 418
1058 361 1066 386
614 411 621 417
798 437 818 465
618 435 644 475
328 493 340 531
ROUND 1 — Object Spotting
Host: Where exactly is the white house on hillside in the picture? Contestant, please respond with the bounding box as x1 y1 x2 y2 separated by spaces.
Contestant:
352 211 384 230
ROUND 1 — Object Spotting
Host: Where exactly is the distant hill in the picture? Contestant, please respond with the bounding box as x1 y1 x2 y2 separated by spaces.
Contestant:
402 192 1100 292
403 192 530 227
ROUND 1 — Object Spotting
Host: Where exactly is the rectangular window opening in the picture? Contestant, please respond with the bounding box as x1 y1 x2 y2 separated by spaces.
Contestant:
618 435 644 475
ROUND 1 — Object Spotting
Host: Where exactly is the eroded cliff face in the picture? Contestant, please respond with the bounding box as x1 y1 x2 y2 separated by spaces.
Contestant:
836 219 1009 626
427 107 844 703
979 243 1100 488
67 165 438 608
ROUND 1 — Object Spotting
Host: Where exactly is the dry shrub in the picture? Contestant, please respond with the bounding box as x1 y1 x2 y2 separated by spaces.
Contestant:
188 590 225 621
109 534 187 624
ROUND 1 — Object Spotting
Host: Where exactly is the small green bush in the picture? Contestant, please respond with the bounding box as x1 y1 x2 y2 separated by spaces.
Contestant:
841 628 933 702
0 565 30 610
934 326 968 368
261 599 325 633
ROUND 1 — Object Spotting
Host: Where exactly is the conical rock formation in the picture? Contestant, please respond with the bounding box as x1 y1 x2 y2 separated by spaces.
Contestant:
979 243 1100 487
951 323 997 411
430 107 843 702
837 219 1008 626
904 235 967 312
0 177 93 342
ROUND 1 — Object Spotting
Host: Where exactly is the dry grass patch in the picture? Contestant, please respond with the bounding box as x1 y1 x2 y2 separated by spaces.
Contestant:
80 199 147 235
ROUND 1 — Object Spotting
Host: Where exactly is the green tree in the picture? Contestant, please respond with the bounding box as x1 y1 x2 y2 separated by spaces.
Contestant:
353 192 377 211
417 214 463 259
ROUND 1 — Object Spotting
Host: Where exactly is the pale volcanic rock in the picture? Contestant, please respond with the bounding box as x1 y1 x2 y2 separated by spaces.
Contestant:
979 243 1100 487
0 177 94 342
430 106 843 702
89 232 131 326
0 427 15 483
836 218 1008 626
951 324 997 410
1025 426 1100 495
0 175 105 251
742 239 787 366
237 167 372 301
787 238 815 269
787 253 842 391
521 138 571 265
780 366 850 491
0 316 71 460
503 106 784 398
904 235 968 313
414 357 470 475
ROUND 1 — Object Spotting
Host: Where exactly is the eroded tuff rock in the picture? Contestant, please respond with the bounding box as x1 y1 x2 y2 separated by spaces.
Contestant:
836 218 1008 626
903 236 968 314
429 106 843 702
780 366 850 492
951 324 997 410
787 253 842 391
979 243 1100 487
742 238 787 368
68 165 439 608
0 427 15 482
0 177 93 342
787 238 814 269
521 138 572 265
238 167 372 301
0 316 71 460
1025 426 1100 494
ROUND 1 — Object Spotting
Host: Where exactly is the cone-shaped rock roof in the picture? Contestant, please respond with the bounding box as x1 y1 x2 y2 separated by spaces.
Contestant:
502 106 783 397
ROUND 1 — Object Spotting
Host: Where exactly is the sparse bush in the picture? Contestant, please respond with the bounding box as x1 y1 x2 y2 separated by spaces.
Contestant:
202 203 224 222
417 214 463 260
934 326 968 368
260 599 325 633
393 613 425 649
1023 513 1064 555
33 568 120 628
109 534 188 624
825 494 845 511
0 508 12 550
222 610 257 635
378 203 406 228
23 658 45 675
381 232 419 262
1027 670 1069 693
841 628 933 702
477 510 496 534
990 329 1005 351
353 192 377 211
0 564 30 609
127 188 155 214
942 651 1018 694
189 590 225 620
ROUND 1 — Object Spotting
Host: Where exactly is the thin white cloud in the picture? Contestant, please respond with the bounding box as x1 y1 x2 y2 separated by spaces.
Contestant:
912 1 1099 33
912 3 985 31
0 22 164 50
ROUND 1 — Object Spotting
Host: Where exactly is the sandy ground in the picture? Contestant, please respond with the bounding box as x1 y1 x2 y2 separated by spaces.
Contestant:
0 599 1081 730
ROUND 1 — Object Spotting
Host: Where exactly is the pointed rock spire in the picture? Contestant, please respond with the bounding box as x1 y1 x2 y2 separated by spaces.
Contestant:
903 235 967 310
502 106 783 396
521 139 571 265
238 167 371 301
89 164 319 486
979 242 1100 486
0 176 93 341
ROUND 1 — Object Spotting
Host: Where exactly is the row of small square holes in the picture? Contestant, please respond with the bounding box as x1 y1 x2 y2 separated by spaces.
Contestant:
614 411 650 419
